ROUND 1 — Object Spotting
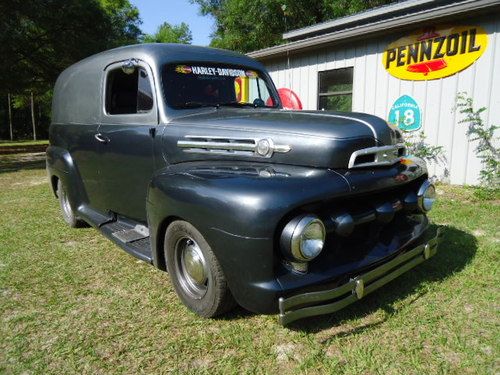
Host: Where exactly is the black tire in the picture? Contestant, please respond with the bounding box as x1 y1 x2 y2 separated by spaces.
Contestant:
165 220 236 318
57 179 86 228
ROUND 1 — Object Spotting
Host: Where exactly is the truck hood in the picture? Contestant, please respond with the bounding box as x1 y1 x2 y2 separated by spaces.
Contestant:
162 108 403 169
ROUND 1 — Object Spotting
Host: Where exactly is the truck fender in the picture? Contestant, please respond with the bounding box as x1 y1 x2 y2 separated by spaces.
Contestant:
46 145 88 210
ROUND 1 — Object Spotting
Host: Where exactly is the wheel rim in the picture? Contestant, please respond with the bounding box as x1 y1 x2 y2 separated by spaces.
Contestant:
175 236 208 299
60 186 72 219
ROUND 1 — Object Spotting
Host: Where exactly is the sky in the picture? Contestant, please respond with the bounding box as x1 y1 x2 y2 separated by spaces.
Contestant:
130 0 214 46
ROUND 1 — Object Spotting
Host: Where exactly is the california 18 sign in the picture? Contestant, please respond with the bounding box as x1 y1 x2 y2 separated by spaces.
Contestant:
383 25 488 80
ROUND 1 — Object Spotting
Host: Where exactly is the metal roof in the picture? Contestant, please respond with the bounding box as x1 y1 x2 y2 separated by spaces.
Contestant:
248 0 500 60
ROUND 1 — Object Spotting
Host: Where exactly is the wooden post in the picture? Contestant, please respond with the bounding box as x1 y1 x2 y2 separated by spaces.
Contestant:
7 93 13 141
30 91 36 140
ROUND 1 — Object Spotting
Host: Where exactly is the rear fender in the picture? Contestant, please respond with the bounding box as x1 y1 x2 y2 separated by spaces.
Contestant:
46 145 88 210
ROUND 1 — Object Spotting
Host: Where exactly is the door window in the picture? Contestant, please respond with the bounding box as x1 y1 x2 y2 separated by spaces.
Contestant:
105 67 154 115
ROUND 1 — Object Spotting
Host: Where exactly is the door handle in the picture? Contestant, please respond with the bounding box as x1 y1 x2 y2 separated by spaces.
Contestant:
94 133 110 144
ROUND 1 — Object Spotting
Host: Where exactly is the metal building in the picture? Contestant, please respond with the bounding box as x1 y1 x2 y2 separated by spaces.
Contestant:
248 0 500 185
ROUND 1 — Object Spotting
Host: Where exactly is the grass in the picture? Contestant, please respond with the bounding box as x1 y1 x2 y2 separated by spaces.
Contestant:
0 154 498 374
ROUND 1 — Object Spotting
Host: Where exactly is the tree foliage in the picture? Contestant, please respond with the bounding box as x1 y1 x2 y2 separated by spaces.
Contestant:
143 22 193 44
0 0 141 95
0 0 141 140
191 0 395 52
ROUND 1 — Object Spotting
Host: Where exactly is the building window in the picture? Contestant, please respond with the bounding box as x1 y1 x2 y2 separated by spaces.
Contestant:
318 67 353 112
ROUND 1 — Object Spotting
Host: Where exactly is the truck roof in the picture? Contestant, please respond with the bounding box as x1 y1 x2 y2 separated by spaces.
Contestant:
52 44 266 124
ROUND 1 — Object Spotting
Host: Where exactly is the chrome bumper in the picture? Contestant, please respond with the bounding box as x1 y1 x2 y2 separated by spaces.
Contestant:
278 227 443 326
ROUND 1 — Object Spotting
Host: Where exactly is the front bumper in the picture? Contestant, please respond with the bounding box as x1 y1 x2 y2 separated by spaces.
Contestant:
278 227 443 325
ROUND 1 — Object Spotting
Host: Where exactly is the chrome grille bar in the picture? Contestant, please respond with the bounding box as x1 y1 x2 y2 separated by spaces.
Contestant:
177 136 291 158
348 144 406 169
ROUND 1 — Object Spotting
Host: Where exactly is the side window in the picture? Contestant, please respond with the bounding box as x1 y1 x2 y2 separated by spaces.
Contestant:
105 67 154 115
233 76 272 106
248 77 272 105
318 67 353 112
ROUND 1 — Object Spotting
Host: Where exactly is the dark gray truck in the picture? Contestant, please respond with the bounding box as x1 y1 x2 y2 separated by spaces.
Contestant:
46 44 441 325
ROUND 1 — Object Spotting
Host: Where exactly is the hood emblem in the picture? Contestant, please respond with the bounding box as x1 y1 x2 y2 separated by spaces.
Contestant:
178 136 291 158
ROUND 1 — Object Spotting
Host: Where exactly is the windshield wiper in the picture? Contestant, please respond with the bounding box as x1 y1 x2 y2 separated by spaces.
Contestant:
179 101 220 109
178 101 262 109
216 101 259 108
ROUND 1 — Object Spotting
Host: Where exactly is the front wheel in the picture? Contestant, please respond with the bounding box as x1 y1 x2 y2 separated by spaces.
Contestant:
165 220 236 318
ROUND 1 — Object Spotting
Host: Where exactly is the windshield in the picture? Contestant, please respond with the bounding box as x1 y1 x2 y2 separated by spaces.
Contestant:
162 63 279 109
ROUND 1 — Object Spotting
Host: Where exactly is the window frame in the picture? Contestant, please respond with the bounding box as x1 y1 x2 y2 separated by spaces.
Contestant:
317 67 354 112
101 60 158 125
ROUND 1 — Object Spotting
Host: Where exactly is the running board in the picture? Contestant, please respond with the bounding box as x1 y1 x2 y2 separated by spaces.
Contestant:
100 219 153 264
112 224 149 243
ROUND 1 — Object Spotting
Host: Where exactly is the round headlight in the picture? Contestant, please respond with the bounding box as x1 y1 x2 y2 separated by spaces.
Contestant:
417 180 436 212
281 215 326 261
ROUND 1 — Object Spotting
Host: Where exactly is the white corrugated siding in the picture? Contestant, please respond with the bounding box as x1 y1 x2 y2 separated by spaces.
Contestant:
264 15 500 185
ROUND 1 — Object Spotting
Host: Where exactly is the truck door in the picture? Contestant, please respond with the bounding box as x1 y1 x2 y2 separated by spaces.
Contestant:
96 60 158 222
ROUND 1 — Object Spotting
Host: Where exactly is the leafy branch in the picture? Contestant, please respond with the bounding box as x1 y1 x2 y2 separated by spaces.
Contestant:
404 131 446 167
455 93 499 188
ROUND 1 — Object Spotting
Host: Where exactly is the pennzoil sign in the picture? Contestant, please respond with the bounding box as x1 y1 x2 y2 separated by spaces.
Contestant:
383 25 488 81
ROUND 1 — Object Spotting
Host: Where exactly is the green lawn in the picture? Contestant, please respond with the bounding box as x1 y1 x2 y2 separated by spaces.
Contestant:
0 155 498 374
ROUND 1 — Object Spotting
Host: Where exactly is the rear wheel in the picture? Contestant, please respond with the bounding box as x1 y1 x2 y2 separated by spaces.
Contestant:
165 220 236 318
57 179 86 228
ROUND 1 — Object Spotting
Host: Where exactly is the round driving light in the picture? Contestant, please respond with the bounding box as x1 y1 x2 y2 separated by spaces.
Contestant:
417 180 436 212
281 215 326 262
256 139 271 157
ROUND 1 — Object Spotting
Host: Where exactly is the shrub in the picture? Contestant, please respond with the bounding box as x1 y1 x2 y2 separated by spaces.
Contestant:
455 93 499 189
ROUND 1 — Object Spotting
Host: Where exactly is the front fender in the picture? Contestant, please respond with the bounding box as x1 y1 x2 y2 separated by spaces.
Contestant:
147 162 350 312
146 160 427 313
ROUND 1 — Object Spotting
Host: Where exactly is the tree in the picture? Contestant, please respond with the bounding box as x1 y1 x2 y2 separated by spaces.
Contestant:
0 0 141 95
191 0 395 52
143 22 193 44
0 0 141 139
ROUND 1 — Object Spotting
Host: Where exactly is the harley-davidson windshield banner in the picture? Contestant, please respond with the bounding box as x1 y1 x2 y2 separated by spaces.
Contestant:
175 65 258 78
383 25 488 81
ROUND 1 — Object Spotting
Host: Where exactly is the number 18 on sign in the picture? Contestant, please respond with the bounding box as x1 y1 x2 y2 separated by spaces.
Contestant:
388 95 422 132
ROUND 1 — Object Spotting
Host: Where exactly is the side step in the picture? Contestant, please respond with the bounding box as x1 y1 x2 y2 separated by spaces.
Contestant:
100 219 153 264
112 224 149 243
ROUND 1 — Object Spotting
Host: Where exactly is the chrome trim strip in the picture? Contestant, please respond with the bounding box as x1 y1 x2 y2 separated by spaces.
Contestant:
178 140 256 152
274 144 292 153
278 227 443 325
348 143 405 169
177 136 291 158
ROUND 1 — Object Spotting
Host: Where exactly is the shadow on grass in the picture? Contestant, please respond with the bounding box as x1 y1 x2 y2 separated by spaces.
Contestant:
285 225 477 334
0 152 46 173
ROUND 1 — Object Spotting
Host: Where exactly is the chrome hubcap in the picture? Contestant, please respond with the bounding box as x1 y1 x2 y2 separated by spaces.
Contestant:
60 187 72 217
183 242 207 285
175 237 208 299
